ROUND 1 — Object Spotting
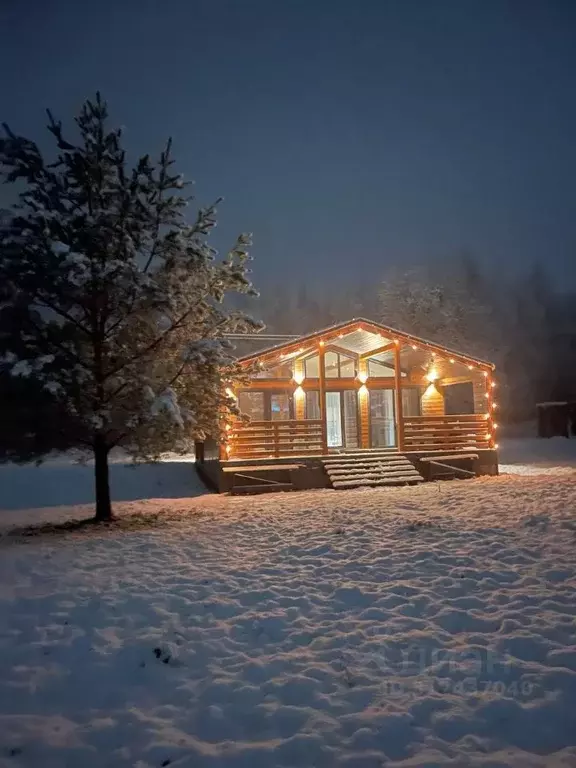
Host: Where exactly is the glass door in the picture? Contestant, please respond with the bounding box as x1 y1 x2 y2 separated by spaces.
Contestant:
325 392 343 447
370 389 396 447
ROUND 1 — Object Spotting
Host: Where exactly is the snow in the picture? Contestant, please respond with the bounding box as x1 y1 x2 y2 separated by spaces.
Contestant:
1 440 576 765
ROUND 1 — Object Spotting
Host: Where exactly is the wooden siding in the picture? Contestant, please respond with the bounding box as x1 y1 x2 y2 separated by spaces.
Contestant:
421 383 445 416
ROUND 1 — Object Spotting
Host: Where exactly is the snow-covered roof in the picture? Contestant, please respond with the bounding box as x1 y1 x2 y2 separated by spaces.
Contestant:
236 317 495 369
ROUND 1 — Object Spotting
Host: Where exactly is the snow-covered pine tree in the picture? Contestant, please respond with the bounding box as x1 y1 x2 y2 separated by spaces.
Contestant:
0 94 260 520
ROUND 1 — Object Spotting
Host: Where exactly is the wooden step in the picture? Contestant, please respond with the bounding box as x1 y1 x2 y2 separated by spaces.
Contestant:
231 483 294 495
332 476 423 489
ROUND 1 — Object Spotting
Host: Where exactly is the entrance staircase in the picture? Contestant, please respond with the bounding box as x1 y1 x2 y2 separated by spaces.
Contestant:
322 450 424 489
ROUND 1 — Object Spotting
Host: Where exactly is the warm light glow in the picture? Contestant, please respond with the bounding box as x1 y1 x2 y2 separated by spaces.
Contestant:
338 333 344 339
225 423 231 431
412 345 418 350
225 387 237 400
493 423 498 429
492 402 498 409
449 358 455 363
491 381 496 388
425 370 439 383
358 384 368 395
394 339 399 345
319 340 325 347
293 371 304 385
486 432 492 440
467 365 473 370
484 392 490 398
494 443 499 449
225 445 232 455
357 371 368 384
483 371 488 377
294 385 304 399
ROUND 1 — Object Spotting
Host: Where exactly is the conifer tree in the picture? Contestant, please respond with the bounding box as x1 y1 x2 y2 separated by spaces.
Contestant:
0 94 260 520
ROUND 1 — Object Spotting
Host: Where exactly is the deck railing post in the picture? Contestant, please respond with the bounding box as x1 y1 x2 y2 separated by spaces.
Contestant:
394 342 405 451
318 342 328 454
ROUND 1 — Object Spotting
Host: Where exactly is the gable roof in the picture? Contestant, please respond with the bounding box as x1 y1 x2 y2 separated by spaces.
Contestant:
236 317 495 370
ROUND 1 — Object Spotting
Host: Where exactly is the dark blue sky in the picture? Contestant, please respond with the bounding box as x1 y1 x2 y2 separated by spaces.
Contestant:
2 0 576 287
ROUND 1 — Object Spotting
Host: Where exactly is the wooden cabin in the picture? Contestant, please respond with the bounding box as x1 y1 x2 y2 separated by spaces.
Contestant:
196 318 499 493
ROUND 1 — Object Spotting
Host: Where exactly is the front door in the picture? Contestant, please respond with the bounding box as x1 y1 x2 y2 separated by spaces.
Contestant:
325 391 360 449
326 392 343 447
370 389 396 447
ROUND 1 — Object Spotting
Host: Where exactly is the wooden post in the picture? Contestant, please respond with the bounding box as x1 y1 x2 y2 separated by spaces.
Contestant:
318 343 328 454
394 343 404 451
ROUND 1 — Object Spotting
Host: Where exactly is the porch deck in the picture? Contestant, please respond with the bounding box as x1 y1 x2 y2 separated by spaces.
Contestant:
197 444 499 494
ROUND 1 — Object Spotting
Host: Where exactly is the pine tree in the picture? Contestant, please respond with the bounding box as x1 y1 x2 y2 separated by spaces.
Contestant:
0 94 260 520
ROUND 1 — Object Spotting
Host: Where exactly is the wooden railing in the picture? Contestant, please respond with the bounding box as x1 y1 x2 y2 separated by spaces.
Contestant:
227 419 324 459
403 414 492 452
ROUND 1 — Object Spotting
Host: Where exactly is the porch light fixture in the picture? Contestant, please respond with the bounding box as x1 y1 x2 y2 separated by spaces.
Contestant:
358 384 368 395
294 386 305 399
425 370 439 383
357 371 368 384
293 371 304 385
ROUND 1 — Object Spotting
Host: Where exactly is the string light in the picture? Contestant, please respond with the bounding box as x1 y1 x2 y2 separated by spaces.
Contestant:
483 371 488 377
467 365 473 370
491 381 496 388
493 423 498 429
412 345 418 350
491 402 498 409
449 358 455 363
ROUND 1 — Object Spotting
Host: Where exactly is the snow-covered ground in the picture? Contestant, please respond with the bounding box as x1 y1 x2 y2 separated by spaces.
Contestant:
1 438 576 766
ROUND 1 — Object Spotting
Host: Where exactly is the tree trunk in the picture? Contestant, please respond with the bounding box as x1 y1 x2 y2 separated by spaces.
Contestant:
94 436 113 521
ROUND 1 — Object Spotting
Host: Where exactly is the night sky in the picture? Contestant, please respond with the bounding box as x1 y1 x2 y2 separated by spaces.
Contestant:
2 0 576 287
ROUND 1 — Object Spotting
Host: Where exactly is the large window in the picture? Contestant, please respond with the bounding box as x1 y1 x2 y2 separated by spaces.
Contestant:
304 355 320 378
254 362 293 379
402 388 421 417
305 390 321 419
237 391 265 421
368 358 394 377
325 351 355 378
237 390 293 421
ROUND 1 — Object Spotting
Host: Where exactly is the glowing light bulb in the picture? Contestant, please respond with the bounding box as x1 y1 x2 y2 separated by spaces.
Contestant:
412 345 418 350
449 358 455 363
